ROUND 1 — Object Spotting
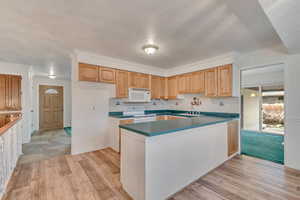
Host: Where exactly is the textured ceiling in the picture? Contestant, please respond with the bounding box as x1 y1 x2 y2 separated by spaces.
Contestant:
259 0 300 54
0 0 283 78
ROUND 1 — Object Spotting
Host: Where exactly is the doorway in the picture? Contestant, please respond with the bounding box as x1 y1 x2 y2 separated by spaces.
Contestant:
240 64 284 164
39 85 64 130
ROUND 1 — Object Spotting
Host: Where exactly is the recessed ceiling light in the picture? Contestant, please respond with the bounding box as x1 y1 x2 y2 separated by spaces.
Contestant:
48 74 56 79
142 44 159 55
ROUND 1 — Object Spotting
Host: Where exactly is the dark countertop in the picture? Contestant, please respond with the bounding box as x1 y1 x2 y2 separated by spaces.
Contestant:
109 110 239 119
119 115 237 137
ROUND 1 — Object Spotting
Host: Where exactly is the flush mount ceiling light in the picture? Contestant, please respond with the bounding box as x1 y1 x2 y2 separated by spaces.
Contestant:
48 74 56 79
142 44 159 55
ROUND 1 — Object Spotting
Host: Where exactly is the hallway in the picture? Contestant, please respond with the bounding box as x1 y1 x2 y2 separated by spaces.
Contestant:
18 129 71 164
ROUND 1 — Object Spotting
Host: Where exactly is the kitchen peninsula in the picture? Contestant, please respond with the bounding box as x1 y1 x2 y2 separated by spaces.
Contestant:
119 114 239 200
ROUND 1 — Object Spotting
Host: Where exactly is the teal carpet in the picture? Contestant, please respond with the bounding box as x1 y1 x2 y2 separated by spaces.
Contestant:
64 127 72 136
241 130 284 164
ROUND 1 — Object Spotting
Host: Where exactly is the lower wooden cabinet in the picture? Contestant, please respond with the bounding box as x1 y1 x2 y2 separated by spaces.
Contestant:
0 74 22 111
116 70 129 98
228 120 239 157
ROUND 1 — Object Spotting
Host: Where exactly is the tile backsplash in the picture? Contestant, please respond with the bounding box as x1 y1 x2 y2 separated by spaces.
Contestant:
109 94 240 113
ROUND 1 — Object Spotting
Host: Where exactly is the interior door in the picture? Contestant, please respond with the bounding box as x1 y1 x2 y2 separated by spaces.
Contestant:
39 85 64 131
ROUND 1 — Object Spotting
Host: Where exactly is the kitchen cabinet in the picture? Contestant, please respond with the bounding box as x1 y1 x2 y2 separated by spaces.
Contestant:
217 64 232 97
191 71 205 93
167 76 178 99
160 77 168 99
228 120 239 157
0 74 22 111
151 75 162 99
129 72 150 89
78 63 99 82
178 74 191 94
116 70 129 98
99 66 116 84
0 75 6 110
204 67 218 97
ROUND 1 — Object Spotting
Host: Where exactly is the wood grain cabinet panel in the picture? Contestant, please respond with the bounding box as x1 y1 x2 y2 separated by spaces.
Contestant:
191 71 205 93
151 75 161 99
167 76 178 99
160 77 168 99
217 64 232 97
78 63 99 82
204 68 218 97
9 75 22 110
0 75 6 110
0 74 22 111
129 72 150 89
228 120 239 157
116 70 129 98
99 67 116 84
178 74 191 94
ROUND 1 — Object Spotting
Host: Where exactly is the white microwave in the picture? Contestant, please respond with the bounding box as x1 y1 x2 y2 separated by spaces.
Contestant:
128 88 151 102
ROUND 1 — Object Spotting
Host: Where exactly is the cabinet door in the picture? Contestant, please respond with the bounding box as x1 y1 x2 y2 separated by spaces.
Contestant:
139 73 150 89
217 64 232 97
78 63 99 82
0 75 6 110
160 77 168 99
128 72 139 88
167 76 178 99
116 70 129 98
10 75 22 110
204 68 218 97
151 75 161 99
191 71 205 93
119 119 134 153
228 120 239 157
99 66 116 84
178 74 188 94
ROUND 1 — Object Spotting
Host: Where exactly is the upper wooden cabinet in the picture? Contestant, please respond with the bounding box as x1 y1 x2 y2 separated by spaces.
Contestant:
167 76 178 99
78 63 99 82
129 72 150 89
116 70 129 98
151 75 162 99
0 74 22 111
204 68 218 97
217 64 232 97
178 74 191 94
99 67 116 84
191 71 205 93
160 77 168 99
0 75 6 110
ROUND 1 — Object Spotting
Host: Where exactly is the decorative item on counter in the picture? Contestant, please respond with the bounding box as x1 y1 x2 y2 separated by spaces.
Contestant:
191 97 201 106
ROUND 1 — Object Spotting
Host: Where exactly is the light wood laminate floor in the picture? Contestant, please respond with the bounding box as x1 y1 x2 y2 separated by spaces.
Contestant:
3 148 300 200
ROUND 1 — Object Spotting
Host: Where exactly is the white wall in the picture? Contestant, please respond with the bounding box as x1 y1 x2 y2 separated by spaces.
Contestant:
0 61 33 143
284 54 300 170
242 70 284 88
32 76 71 131
242 89 260 130
169 94 240 113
